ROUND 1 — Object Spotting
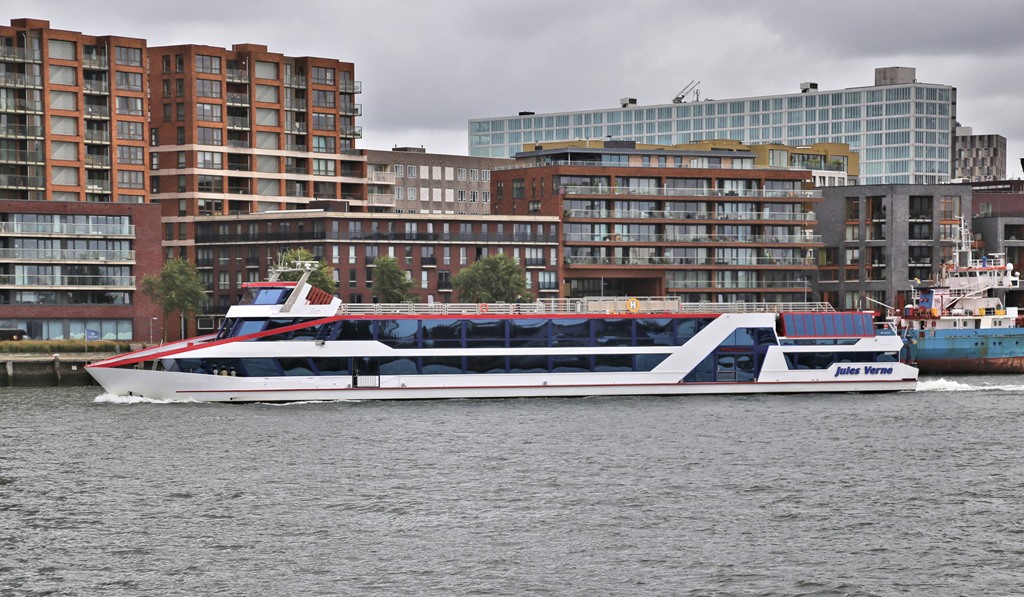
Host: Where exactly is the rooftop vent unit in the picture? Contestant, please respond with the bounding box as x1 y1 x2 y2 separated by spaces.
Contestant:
518 111 535 116
800 82 818 93
620 97 637 107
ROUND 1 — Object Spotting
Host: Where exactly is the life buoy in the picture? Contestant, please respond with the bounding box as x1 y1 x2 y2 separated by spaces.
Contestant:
479 303 489 313
626 297 640 313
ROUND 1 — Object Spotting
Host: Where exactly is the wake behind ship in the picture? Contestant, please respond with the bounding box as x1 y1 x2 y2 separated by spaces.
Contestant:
88 264 917 402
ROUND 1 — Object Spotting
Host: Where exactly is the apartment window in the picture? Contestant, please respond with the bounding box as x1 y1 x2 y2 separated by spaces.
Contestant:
197 175 223 192
176 127 185 144
118 170 144 189
118 121 144 141
177 175 187 193
255 84 278 103
197 127 223 146
470 191 478 203
161 56 171 73
115 71 143 91
311 67 335 85
150 153 159 170
312 89 335 108
395 165 404 177
482 170 490 181
457 168 467 181
115 46 142 67
117 146 144 165
312 136 335 153
195 55 221 74
48 39 75 60
197 151 223 169
457 190 466 202
469 169 479 181
175 79 184 96
312 113 335 131
162 104 172 121
407 165 417 178
313 159 335 176
178 151 186 168
50 115 77 136
196 79 222 98
175 54 184 73
176 103 185 121
116 96 143 116
49 65 76 86
254 61 278 80
196 103 222 122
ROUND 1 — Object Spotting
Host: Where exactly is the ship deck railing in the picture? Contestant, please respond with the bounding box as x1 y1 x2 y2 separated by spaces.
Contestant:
335 298 837 316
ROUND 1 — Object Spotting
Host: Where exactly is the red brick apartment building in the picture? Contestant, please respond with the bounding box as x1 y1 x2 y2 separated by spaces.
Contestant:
0 19 160 340
491 141 822 301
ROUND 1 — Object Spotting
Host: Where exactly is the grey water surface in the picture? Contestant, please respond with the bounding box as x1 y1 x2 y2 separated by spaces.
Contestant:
2 378 1023 596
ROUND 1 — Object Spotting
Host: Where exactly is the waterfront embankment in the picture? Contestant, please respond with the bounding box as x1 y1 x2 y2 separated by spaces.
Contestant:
1 353 114 387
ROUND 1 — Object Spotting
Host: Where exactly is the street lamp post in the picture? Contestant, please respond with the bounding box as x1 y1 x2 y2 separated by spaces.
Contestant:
149 317 158 344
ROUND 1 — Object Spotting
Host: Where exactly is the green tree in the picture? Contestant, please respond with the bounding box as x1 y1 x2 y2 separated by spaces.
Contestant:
139 258 207 342
273 248 337 294
372 255 416 302
452 253 530 303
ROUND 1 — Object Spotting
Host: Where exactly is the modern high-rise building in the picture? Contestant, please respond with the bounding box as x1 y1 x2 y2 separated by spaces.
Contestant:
470 66 956 185
0 19 160 341
147 42 365 224
954 127 1006 182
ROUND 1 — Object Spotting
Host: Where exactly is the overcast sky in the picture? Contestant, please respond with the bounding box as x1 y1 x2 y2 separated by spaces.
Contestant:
8 0 1024 177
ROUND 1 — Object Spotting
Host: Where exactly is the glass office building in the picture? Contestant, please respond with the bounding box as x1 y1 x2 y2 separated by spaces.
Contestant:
470 67 955 185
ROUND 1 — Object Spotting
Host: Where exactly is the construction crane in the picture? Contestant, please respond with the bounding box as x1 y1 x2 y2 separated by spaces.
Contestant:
672 80 700 103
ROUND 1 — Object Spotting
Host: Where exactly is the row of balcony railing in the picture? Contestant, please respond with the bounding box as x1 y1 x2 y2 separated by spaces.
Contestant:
0 46 42 62
0 98 42 112
0 123 44 138
561 185 821 199
0 248 135 261
664 281 813 291
194 231 559 244
566 208 817 221
0 222 135 236
564 232 821 244
564 255 815 266
0 149 44 163
0 72 42 87
0 174 45 188
0 274 135 287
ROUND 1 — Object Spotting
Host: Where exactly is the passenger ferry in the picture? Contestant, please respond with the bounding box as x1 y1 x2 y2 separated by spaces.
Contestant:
87 264 918 402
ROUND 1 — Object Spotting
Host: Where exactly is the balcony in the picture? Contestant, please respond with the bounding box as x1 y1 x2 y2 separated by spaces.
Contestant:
286 121 308 134
284 98 306 111
85 179 112 192
0 221 134 236
284 75 306 87
84 129 111 143
226 92 250 106
339 126 362 138
285 165 308 174
0 46 41 62
0 98 42 113
84 104 110 118
564 208 818 223
82 55 109 69
0 149 44 163
226 68 249 83
285 142 308 152
0 274 135 288
338 80 362 94
369 171 396 184
0 72 42 88
227 116 250 129
0 248 134 261
368 193 395 207
85 154 112 168
83 79 110 94
0 174 45 189
339 103 362 116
